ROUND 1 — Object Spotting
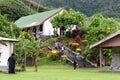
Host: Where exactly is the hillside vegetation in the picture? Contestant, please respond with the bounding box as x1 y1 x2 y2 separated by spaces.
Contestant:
19 0 50 12
32 0 120 18
0 0 49 21
0 0 36 21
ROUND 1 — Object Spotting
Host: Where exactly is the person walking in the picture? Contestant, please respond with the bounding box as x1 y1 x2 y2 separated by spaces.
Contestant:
73 59 77 70
8 53 16 74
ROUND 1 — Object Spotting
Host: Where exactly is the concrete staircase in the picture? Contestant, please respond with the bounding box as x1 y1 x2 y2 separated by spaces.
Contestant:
64 46 97 67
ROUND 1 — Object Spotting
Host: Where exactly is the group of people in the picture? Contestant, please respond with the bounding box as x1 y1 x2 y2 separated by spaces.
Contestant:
7 53 86 74
7 43 86 73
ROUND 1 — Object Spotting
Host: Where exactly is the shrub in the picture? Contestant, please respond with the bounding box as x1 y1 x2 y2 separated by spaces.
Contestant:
71 42 79 46
70 42 80 51
65 30 73 38
72 29 81 38
49 54 58 61
49 50 59 61
74 35 82 43
70 45 77 51
76 48 81 52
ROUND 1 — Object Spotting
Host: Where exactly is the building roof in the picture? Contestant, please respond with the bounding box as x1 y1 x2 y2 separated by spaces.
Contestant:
15 8 63 28
90 30 120 48
0 37 19 42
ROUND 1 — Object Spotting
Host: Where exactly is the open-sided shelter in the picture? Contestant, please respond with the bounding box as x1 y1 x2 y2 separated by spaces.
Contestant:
90 30 120 71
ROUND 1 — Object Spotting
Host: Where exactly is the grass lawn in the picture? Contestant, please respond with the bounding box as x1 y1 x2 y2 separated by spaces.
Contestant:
0 62 120 80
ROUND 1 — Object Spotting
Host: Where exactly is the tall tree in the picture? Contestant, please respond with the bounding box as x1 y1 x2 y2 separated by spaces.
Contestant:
85 14 120 60
51 9 87 29
0 14 21 38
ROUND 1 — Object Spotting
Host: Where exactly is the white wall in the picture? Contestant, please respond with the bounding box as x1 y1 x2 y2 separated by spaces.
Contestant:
0 42 13 67
66 25 77 32
42 9 64 36
42 20 54 36
24 9 65 37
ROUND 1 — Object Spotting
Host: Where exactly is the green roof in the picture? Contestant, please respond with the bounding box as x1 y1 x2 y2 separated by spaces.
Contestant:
15 8 63 28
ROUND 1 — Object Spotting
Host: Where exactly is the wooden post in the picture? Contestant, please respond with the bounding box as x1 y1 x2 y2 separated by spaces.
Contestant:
99 47 102 70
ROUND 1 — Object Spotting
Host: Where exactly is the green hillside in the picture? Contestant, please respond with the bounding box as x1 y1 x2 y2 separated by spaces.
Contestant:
32 0 120 18
0 0 49 21
19 0 50 12
0 0 36 21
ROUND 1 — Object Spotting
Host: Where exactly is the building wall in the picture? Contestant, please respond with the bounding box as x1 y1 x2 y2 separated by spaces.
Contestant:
32 9 64 36
42 20 61 36
42 20 54 36
0 42 13 67
41 9 64 36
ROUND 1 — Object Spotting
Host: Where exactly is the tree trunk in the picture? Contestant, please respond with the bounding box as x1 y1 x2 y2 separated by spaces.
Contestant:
34 47 39 72
24 52 27 71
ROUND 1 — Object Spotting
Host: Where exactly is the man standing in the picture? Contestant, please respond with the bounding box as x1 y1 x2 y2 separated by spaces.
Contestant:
73 59 77 70
8 53 16 74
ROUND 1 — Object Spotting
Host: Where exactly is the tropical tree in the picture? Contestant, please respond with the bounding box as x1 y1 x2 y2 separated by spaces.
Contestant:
16 31 36 71
16 31 46 72
85 14 120 61
51 8 87 29
0 14 21 38
87 14 120 46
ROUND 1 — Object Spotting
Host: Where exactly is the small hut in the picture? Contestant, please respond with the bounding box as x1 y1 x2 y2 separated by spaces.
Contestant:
0 37 18 70
90 30 120 71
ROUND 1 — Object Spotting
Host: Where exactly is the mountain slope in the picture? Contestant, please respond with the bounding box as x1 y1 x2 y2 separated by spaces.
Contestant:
19 0 50 12
0 0 36 21
32 0 120 18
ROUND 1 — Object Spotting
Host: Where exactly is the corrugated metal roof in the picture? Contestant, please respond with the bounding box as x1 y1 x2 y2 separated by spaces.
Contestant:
0 37 19 42
90 30 120 48
15 8 63 28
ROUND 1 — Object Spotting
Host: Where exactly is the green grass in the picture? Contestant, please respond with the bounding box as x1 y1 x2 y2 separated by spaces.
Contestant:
0 62 120 80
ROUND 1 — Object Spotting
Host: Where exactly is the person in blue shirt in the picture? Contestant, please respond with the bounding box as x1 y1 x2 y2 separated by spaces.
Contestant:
76 52 80 61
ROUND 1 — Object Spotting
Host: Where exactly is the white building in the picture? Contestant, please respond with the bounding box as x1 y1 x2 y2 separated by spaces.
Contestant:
15 8 64 38
0 37 18 70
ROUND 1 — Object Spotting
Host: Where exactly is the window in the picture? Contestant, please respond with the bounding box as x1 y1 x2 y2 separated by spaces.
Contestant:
39 24 43 31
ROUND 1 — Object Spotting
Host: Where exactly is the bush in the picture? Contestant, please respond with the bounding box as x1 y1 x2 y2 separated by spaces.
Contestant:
65 30 73 38
49 54 58 61
70 42 80 51
76 48 81 52
74 35 82 43
72 29 81 38
49 50 59 61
